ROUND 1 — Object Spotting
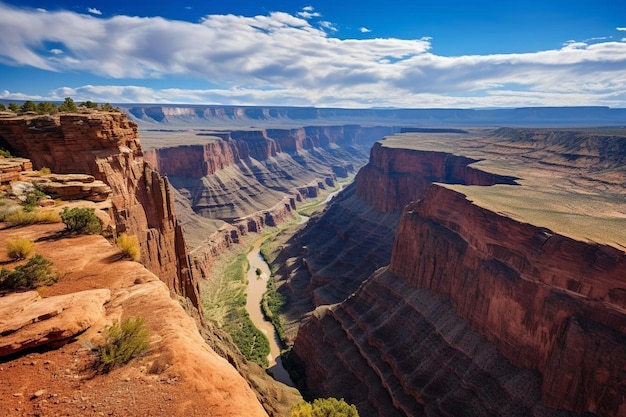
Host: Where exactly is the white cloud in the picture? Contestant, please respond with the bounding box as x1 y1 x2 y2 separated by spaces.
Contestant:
360 27 371 33
36 8 46 13
87 7 102 15
49 48 63 55
0 3 625 108
617 27 626 31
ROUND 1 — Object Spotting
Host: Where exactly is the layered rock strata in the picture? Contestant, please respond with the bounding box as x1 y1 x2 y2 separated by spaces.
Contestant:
143 125 395 224
0 113 199 308
272 139 518 320
292 130 626 416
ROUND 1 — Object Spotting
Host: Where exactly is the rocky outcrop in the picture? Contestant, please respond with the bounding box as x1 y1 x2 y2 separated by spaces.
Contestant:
356 142 517 213
0 289 110 357
0 113 199 309
0 223 271 417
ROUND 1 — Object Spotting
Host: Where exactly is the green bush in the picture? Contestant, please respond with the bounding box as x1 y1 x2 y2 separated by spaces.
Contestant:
291 398 359 417
22 189 46 212
5 237 35 259
116 233 140 261
98 317 150 373
0 254 58 290
60 207 101 234
58 97 78 113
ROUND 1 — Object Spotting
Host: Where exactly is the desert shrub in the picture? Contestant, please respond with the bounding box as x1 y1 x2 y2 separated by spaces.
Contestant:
0 254 58 290
22 189 47 211
5 209 38 226
35 210 62 223
8 103 19 112
291 398 359 417
116 233 140 261
98 317 150 373
80 100 98 109
0 149 12 158
5 237 35 259
60 207 101 234
0 104 5 111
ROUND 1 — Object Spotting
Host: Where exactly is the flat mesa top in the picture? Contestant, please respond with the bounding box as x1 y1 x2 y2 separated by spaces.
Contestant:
381 129 626 249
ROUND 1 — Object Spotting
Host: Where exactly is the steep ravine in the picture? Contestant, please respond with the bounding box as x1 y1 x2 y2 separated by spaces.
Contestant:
290 130 626 416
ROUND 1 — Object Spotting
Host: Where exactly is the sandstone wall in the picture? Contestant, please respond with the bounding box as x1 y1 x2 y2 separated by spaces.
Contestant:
356 142 517 213
0 113 200 308
389 185 626 415
292 137 626 416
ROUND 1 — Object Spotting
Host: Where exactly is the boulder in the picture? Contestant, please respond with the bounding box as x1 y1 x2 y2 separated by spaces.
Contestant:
0 289 110 356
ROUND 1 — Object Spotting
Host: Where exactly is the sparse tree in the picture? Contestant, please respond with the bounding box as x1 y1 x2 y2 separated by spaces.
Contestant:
80 100 98 109
58 97 78 112
36 101 58 115
20 100 37 113
101 103 119 112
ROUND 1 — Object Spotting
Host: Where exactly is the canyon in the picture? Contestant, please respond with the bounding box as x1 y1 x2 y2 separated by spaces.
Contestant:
290 129 626 416
1 106 625 417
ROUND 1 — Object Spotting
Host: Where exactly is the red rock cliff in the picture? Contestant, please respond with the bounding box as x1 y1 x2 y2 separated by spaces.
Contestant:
389 184 626 415
356 142 517 213
292 132 626 416
0 113 200 309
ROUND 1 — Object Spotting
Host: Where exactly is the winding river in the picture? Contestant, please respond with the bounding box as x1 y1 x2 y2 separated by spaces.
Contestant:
244 184 345 386
245 235 295 386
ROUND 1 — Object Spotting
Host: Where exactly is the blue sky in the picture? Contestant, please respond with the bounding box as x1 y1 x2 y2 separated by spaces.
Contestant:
1 0 625 108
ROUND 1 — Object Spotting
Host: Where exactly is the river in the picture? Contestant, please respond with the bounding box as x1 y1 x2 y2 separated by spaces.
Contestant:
244 184 345 386
245 236 294 386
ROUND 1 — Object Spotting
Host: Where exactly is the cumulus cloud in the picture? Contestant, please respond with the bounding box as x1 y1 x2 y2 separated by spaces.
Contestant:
0 3 625 108
87 7 102 15
360 27 372 33
297 6 321 20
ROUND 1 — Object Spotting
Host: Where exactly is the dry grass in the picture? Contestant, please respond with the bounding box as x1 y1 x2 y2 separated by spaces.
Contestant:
116 233 141 261
5 237 35 259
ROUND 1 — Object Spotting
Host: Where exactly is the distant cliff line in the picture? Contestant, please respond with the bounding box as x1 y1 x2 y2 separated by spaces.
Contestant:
123 104 626 127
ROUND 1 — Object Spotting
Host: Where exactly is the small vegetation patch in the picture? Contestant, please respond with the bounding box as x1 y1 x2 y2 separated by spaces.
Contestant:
291 398 359 417
5 237 35 260
60 207 101 234
116 233 140 261
201 248 271 367
98 317 150 373
0 254 58 290
5 209 38 226
262 278 286 343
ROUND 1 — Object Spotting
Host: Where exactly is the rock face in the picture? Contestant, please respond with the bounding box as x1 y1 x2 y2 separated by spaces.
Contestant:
0 113 199 308
291 130 626 416
356 142 517 213
271 139 518 320
0 289 110 357
389 185 626 415
143 125 395 223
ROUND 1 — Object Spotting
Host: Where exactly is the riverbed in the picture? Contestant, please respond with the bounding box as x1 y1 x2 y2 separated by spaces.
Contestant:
244 184 345 386
245 236 294 386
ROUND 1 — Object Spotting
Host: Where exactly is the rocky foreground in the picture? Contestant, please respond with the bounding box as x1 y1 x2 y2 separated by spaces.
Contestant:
0 112 300 417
